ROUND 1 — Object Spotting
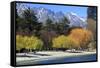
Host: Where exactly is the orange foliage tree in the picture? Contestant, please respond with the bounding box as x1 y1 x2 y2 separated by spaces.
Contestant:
68 28 93 49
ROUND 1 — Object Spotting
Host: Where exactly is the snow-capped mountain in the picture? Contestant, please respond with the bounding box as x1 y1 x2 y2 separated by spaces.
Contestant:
33 7 87 28
66 12 87 28
18 7 87 28
34 7 65 24
35 7 54 23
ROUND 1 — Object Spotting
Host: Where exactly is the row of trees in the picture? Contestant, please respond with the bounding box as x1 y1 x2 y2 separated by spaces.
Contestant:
16 28 94 52
52 28 93 50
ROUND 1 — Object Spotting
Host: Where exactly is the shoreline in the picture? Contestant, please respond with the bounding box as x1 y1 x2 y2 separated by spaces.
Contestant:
16 51 96 63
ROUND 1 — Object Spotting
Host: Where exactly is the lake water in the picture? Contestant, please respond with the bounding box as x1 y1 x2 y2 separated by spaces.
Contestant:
17 54 97 65
36 54 97 64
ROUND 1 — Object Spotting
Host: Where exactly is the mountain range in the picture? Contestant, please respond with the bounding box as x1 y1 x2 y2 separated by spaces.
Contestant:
33 7 87 28
18 7 87 28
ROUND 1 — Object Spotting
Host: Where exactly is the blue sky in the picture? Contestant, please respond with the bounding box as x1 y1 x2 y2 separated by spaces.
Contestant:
18 3 88 18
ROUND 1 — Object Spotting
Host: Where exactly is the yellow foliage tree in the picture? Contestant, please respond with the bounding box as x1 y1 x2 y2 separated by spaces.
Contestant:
52 35 67 48
16 35 43 52
16 35 24 51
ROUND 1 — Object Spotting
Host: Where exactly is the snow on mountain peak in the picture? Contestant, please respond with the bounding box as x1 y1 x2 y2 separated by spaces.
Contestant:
18 7 87 28
66 12 87 28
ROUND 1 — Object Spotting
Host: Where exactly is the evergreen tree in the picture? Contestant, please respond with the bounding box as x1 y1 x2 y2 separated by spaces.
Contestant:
87 7 97 20
16 7 42 36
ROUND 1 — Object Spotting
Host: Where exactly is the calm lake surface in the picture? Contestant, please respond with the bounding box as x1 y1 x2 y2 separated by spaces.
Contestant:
36 54 96 64
17 54 97 65
38 54 96 64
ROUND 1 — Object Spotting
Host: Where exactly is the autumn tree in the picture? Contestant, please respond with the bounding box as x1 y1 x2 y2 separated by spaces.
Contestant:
87 18 96 41
52 35 80 50
52 35 67 48
16 35 24 52
68 28 93 49
16 35 43 53
87 7 97 41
